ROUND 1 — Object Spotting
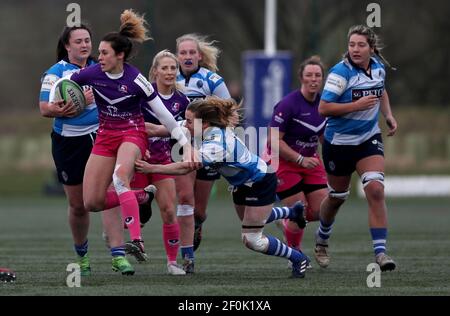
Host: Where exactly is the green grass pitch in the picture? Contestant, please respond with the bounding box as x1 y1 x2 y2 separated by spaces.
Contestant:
0 196 449 296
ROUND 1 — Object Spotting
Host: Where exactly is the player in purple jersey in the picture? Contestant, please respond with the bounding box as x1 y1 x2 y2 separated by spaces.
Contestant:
40 24 134 275
268 56 328 259
135 50 189 275
68 10 189 264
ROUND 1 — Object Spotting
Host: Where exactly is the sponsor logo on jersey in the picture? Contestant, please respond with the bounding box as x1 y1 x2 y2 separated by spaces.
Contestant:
93 82 107 87
324 73 347 95
118 84 128 93
134 74 154 97
41 74 59 91
351 87 384 100
171 102 180 112
209 73 221 84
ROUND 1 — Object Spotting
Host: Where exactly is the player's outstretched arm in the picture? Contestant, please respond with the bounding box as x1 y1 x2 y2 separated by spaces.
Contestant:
145 122 170 137
135 159 201 175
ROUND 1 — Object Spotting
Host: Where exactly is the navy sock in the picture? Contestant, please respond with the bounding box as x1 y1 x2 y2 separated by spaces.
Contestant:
316 219 334 244
111 246 126 257
265 235 304 263
266 206 294 223
181 246 194 261
74 239 88 257
370 228 387 256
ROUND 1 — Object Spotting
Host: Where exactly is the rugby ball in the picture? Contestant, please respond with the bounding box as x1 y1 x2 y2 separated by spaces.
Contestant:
53 78 86 115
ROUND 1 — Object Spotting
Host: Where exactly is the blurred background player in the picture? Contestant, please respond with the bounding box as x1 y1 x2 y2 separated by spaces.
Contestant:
316 25 398 271
0 268 16 283
136 97 310 278
175 33 231 272
39 24 135 275
65 10 189 264
268 56 328 258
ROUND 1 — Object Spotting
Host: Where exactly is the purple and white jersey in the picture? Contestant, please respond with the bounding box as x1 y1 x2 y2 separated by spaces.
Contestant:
70 63 157 134
270 90 326 157
142 83 189 163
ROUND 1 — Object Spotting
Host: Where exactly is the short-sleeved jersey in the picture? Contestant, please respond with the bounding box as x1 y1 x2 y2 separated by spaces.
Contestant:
270 90 326 157
69 63 157 134
142 83 189 163
196 127 267 186
176 67 230 102
39 59 98 136
321 57 385 145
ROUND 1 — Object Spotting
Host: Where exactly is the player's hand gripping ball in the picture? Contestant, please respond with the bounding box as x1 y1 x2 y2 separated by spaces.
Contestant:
53 78 87 115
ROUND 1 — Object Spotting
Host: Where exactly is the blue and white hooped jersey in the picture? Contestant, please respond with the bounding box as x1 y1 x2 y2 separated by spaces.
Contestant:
196 127 267 186
321 57 385 145
39 59 98 137
176 67 230 102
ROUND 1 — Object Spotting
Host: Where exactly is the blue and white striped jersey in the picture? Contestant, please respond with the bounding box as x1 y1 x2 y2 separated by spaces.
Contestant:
176 67 230 102
321 57 385 145
196 127 267 186
40 59 98 136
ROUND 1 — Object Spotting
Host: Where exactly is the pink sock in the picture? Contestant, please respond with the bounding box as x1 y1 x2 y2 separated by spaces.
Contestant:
284 221 304 250
163 223 180 263
104 190 120 209
104 189 148 210
119 191 142 241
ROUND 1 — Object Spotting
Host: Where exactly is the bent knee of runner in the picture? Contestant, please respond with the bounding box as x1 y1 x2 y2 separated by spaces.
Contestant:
69 204 88 217
327 183 350 201
112 164 131 195
84 199 104 212
160 206 177 224
361 172 385 202
66 196 87 215
176 188 194 204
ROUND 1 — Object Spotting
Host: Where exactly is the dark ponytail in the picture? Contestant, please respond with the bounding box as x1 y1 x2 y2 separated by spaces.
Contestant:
101 9 151 62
